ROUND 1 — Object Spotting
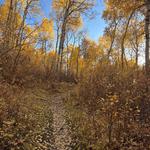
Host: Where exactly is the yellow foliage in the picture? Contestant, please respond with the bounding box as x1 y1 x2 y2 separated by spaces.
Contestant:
39 18 54 39
103 0 144 18
48 51 57 58
52 0 67 10
99 36 111 51
68 16 83 30
0 1 9 21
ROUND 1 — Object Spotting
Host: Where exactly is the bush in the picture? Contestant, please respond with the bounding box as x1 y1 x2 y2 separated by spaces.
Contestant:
65 64 150 149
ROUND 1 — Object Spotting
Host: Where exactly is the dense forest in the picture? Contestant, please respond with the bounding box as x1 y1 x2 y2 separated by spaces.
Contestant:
0 0 150 149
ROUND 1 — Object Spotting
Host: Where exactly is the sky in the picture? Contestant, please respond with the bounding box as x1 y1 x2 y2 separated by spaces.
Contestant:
0 0 106 42
40 0 106 42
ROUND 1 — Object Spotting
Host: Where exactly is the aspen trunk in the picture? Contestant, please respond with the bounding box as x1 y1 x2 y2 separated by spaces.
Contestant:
145 0 150 76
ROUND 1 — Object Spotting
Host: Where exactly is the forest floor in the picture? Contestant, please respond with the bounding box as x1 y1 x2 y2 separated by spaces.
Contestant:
0 82 75 150
34 82 75 150
32 82 74 150
49 86 72 150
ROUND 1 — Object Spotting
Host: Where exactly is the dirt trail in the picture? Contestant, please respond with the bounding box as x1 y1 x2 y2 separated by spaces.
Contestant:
32 84 74 150
30 86 73 150
50 91 72 150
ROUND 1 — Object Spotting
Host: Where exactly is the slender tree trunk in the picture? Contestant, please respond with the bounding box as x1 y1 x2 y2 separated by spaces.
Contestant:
76 47 80 79
121 11 134 69
58 21 67 73
135 48 139 66
11 0 32 84
145 0 150 76
135 34 139 67
55 26 60 71
3 0 14 51
57 1 71 74
107 21 118 59
55 26 60 54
